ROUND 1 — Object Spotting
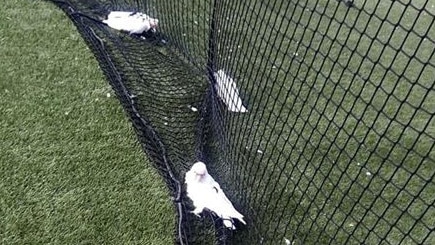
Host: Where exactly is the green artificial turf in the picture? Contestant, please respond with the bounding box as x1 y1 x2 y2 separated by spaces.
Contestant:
155 0 434 244
0 0 175 244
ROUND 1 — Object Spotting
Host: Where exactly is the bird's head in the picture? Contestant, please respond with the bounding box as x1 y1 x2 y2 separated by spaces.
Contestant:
191 161 208 181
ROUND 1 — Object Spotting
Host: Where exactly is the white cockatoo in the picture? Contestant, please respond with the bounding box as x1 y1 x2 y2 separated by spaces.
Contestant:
185 161 246 229
214 69 248 112
103 11 158 34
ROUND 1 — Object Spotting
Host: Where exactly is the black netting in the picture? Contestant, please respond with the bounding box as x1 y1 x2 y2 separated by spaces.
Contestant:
47 0 434 244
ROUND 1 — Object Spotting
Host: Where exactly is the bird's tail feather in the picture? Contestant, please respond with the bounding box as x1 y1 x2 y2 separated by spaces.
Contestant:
231 210 246 225
236 216 246 225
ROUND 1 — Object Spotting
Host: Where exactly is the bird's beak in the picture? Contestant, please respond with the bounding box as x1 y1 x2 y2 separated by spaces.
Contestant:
195 174 203 182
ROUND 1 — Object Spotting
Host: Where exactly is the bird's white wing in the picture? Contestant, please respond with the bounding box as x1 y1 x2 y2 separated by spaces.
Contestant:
203 175 232 205
103 17 132 32
214 70 248 113
203 174 246 228
103 11 156 34
106 11 137 19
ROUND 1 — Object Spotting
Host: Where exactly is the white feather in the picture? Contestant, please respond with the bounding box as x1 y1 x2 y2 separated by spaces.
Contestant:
185 162 246 229
106 11 136 19
214 70 248 112
103 11 158 34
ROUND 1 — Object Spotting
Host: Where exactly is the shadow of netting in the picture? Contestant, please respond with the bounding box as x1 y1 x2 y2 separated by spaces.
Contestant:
49 0 434 244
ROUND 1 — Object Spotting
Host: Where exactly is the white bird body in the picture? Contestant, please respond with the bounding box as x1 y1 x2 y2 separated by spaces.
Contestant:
214 69 248 112
185 162 246 229
103 11 158 34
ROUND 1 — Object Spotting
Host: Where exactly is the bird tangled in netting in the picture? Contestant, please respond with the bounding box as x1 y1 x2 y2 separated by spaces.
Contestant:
47 0 434 244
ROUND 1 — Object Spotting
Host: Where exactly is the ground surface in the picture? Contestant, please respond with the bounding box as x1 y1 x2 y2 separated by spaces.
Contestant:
0 1 175 244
